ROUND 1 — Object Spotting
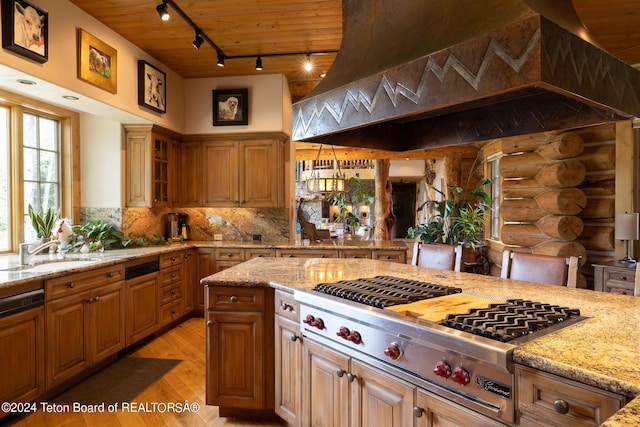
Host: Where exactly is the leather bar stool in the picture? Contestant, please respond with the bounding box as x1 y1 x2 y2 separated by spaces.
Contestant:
500 250 579 287
411 243 462 272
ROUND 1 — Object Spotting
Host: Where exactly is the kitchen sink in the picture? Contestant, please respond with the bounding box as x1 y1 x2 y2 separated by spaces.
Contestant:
2 259 100 273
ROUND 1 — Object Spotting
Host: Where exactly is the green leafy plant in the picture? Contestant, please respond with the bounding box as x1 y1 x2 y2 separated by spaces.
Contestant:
70 220 125 252
28 204 58 239
407 158 491 246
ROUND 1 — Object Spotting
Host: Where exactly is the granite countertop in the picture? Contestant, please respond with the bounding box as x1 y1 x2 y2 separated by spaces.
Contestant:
0 239 408 297
201 257 640 427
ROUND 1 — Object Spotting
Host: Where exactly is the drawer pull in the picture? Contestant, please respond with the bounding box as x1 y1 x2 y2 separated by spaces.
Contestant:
280 302 293 311
106 272 114 278
171 257 177 262
230 295 238 303
171 273 176 279
67 283 75 289
553 399 570 414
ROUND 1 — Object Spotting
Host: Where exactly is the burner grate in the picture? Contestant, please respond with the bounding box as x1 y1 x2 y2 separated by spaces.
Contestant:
312 275 463 308
441 299 581 342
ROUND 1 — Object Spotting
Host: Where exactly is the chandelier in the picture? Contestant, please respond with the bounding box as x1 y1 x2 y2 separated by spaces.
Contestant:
306 145 347 194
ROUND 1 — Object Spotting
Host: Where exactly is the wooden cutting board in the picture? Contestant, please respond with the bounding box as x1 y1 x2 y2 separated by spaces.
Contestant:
386 293 502 322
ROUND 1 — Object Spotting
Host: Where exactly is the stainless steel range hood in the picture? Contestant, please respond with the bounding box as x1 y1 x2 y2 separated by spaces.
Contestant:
292 0 640 151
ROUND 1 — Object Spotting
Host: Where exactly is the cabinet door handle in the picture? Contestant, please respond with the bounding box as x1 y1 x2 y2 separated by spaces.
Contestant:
336 369 345 378
412 407 424 417
230 295 238 303
206 320 214 327
290 334 299 342
171 257 177 262
346 373 356 383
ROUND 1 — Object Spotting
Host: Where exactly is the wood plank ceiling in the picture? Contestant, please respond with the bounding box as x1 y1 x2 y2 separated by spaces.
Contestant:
69 0 640 157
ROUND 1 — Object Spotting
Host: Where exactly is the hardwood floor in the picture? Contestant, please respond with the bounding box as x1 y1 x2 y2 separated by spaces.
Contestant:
5 318 285 427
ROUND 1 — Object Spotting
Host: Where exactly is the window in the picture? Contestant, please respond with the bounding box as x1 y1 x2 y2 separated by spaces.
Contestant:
22 112 61 243
489 156 501 239
0 107 9 251
0 92 76 254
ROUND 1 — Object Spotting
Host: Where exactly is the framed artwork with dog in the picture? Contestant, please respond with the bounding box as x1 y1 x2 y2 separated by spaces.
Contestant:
77 29 117 94
213 88 248 126
138 60 166 114
1 0 48 63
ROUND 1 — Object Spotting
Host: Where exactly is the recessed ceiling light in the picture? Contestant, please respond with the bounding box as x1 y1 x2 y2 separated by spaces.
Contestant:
319 73 326 78
63 95 79 100
17 79 36 85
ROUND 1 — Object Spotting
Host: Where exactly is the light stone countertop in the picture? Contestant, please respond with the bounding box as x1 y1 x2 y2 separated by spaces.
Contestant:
201 257 640 427
0 240 408 297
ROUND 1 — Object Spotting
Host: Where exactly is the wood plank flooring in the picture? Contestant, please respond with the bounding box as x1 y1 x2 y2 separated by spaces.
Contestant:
5 318 284 427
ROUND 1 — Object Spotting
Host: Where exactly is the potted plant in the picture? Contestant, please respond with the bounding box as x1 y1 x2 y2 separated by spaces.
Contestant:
27 204 57 241
450 206 488 248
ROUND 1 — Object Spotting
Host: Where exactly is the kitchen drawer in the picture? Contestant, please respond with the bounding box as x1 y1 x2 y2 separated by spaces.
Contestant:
159 265 182 287
604 283 634 296
276 249 338 258
46 264 124 301
160 283 182 305
246 248 275 259
207 286 265 311
215 248 245 261
160 252 183 269
339 249 372 259
372 250 406 263
516 365 625 427
604 269 635 285
160 300 182 326
275 289 299 321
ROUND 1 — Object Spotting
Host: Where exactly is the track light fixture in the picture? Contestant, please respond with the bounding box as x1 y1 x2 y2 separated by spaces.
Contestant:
154 2 337 72
304 54 313 72
192 32 204 49
156 1 170 21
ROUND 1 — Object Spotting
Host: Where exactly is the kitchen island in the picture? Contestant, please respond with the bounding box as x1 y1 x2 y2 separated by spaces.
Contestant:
201 257 640 427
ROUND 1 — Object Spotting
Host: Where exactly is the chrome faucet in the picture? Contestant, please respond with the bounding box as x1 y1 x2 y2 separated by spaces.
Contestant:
19 239 61 266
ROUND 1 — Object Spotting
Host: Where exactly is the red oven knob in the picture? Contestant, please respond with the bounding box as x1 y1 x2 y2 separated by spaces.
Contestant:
383 343 403 360
303 314 325 329
451 366 471 386
433 361 452 379
347 330 362 344
337 326 350 339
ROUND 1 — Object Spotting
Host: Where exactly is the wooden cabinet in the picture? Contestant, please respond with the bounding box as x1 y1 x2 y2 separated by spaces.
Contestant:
45 265 125 389
124 124 179 208
340 249 372 259
205 286 274 411
415 389 504 427
274 290 302 426
195 249 216 312
182 249 195 313
0 305 44 415
593 262 636 295
180 133 286 208
516 365 625 427
372 250 407 263
301 338 415 427
277 249 339 259
159 252 184 327
126 271 159 346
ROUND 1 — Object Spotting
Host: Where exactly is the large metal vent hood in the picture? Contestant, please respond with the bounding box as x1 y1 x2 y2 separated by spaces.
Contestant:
292 0 640 151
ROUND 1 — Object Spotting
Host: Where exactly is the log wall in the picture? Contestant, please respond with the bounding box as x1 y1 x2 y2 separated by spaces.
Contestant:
493 123 621 288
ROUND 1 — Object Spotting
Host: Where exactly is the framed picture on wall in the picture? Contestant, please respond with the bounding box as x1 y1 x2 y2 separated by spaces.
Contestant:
137 60 166 114
213 88 248 126
1 0 48 63
77 28 117 94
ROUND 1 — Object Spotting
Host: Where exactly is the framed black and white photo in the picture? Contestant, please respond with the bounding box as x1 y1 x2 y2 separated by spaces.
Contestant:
213 88 248 126
1 0 48 63
138 60 166 114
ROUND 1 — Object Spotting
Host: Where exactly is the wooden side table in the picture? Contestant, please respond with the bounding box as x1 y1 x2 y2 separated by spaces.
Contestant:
592 261 636 295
